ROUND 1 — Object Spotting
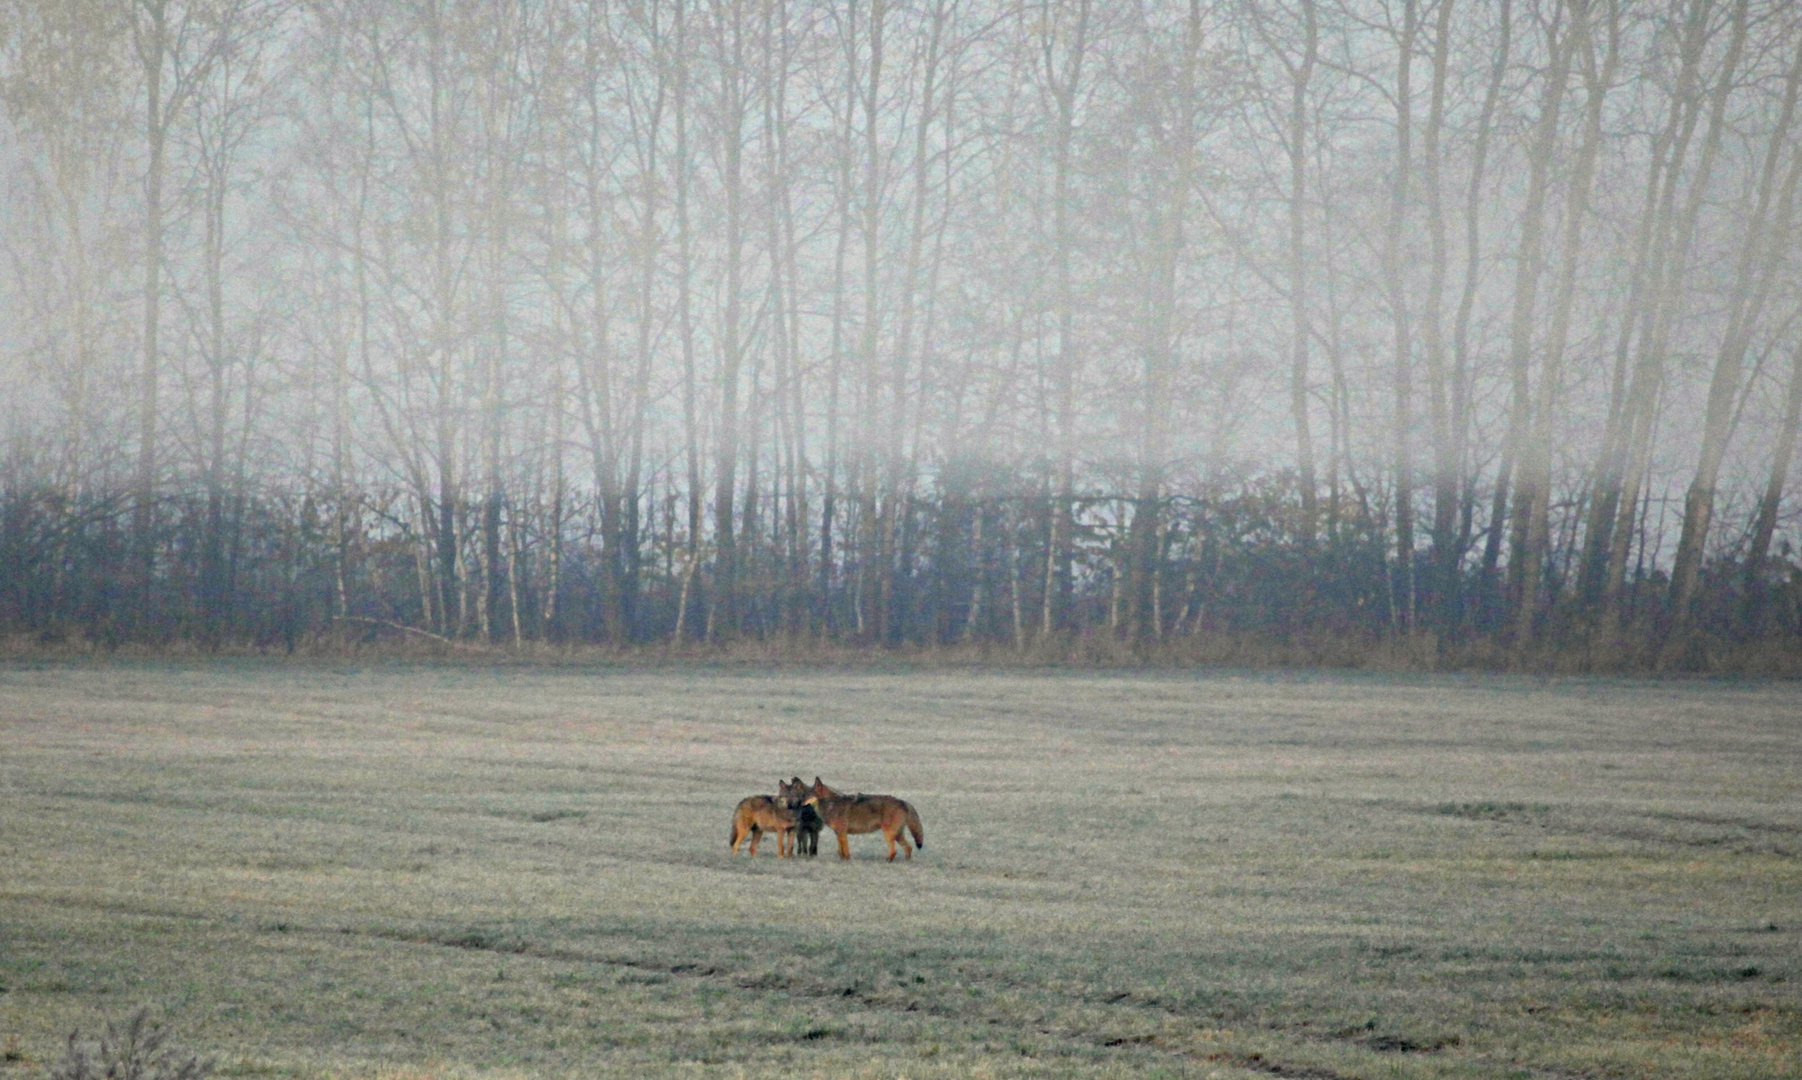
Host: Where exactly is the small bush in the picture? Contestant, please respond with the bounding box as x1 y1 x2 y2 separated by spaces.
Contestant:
47 1006 210 1080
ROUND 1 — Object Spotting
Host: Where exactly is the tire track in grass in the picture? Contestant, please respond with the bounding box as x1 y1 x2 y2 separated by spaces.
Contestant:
1393 799 1802 857
335 919 1548 1080
4 890 1618 1079
1208 1052 1352 1079
399 922 1626 1080
296 918 1336 1075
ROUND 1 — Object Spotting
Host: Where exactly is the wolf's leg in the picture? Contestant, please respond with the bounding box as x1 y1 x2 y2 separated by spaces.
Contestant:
836 827 852 860
749 826 762 856
882 820 912 861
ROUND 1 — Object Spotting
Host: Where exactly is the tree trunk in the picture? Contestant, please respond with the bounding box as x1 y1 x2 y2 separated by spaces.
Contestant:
1420 0 1453 633
1743 341 1802 634
818 0 862 639
1381 0 1418 635
712 0 749 640
1041 0 1088 639
133 0 170 634
1512 0 1618 645
624 0 672 643
673 0 703 640
854 0 887 641
1492 0 1574 636
1130 0 1203 643
1450 0 1511 626
1278 0 1318 548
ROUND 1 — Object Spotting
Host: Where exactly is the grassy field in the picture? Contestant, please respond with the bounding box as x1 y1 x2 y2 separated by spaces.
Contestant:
1 662 1798 1080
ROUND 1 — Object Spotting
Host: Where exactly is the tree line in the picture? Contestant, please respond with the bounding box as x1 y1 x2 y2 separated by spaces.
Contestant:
3 0 1801 666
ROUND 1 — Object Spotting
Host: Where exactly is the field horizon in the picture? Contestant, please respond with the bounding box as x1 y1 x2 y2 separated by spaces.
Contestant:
2 662 1798 1078
10 629 1802 679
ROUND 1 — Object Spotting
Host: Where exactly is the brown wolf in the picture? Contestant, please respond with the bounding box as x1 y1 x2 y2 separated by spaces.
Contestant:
783 776 822 858
806 777 925 862
729 793 798 856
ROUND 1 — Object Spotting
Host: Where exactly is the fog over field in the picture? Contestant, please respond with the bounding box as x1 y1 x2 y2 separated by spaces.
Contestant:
4 0 1802 660
1 663 1799 1078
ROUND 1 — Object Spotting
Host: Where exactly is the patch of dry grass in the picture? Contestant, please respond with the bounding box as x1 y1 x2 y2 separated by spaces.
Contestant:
1 662 1798 1078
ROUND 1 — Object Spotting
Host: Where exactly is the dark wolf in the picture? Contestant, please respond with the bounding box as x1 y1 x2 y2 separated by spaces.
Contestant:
782 776 822 857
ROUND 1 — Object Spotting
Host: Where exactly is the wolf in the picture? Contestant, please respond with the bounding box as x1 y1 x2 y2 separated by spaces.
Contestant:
729 792 799 856
782 776 823 857
806 777 925 862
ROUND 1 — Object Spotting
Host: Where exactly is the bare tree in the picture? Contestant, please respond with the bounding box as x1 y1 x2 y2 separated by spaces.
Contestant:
1379 0 1419 635
1127 0 1208 642
818 0 863 636
176 0 286 643
1036 0 1090 639
1665 12 1802 653
622 0 675 642
1511 0 1619 644
1594 0 1747 639
673 0 704 639
1447 0 1511 616
1486 0 1576 633
1417 0 1453 628
707 0 751 639
851 0 887 639
130 0 240 629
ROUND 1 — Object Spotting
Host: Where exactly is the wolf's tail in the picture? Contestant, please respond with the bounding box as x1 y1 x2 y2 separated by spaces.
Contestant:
905 803 925 850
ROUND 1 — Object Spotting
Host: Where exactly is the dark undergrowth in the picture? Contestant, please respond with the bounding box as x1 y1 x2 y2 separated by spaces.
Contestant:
5 626 1800 677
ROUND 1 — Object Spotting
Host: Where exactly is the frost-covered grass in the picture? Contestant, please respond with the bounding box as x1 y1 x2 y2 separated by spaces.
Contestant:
1 662 1798 1079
